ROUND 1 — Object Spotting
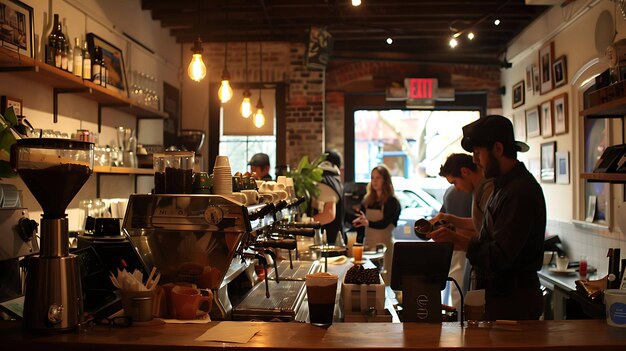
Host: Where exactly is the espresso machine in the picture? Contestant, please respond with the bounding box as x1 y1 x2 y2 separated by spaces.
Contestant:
122 194 319 321
13 138 94 331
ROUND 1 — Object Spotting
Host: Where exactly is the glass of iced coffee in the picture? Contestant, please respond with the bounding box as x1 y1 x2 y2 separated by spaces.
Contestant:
305 272 338 327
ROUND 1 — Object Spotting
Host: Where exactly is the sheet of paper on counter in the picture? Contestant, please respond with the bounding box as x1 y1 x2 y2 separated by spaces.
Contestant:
161 317 211 324
196 322 261 343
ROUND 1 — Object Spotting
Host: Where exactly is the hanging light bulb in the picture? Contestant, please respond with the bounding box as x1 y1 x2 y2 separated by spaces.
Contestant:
253 96 265 128
449 37 458 48
218 67 233 103
241 89 252 118
352 0 361 6
467 32 475 40
187 38 206 82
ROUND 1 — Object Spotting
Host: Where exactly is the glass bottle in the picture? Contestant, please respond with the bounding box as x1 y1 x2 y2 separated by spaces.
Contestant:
92 47 101 84
53 16 65 69
46 14 60 66
73 37 83 77
67 41 74 74
82 41 91 80
61 42 68 71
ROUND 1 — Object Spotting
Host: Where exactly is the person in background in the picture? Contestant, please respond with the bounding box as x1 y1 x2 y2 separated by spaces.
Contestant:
248 153 272 181
352 164 401 283
432 153 494 315
312 150 345 246
428 115 545 320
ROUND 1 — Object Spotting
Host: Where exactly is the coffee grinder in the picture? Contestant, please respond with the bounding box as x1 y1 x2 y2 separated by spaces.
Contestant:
13 138 94 331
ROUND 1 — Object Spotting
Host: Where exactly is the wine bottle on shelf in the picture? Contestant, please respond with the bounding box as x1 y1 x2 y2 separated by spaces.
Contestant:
67 41 74 74
61 42 68 71
46 14 60 66
73 37 83 78
40 11 53 62
82 40 91 80
53 16 65 69
92 47 101 84
100 49 107 87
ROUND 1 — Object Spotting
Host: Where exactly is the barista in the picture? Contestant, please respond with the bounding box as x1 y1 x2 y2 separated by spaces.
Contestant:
248 153 272 181
428 115 546 320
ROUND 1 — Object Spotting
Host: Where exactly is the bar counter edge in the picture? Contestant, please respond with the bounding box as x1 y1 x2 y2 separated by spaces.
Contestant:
2 319 626 351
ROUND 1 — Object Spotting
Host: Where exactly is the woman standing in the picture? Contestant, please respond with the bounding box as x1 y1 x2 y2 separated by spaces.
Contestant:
352 165 401 283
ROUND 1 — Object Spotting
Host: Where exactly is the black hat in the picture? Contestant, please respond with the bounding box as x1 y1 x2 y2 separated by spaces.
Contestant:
325 150 342 168
461 115 529 153
248 153 270 167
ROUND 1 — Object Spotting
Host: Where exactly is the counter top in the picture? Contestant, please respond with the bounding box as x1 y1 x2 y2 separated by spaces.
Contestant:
2 319 625 351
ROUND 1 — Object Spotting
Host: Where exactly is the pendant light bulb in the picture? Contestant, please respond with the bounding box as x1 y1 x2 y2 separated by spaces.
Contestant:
241 89 253 118
253 97 265 128
218 67 233 103
187 38 206 82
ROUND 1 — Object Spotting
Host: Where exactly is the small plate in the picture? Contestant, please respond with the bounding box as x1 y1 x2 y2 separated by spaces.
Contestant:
350 258 366 264
549 268 576 274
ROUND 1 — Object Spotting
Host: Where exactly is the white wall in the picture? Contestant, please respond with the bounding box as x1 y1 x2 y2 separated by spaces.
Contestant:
0 0 181 230
502 0 626 273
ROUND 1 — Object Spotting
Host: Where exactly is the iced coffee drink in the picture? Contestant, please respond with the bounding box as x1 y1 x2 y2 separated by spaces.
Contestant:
305 272 338 327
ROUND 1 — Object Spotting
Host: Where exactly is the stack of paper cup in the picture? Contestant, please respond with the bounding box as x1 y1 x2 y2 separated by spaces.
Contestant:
212 155 232 195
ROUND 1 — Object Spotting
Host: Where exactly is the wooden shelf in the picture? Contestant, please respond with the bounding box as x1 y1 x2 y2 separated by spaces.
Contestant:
580 96 626 118
94 166 154 175
0 47 167 119
580 172 626 183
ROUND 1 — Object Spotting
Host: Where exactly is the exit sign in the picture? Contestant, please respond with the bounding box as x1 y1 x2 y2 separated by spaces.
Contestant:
406 78 438 99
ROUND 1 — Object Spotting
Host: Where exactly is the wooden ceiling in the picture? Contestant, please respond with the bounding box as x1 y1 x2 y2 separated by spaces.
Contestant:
142 0 552 67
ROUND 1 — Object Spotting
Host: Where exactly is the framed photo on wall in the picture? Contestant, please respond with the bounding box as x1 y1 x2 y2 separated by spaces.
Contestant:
532 65 540 94
553 56 567 88
0 95 22 115
539 42 554 94
512 80 524 108
556 151 569 184
541 100 553 138
513 111 526 142
0 0 34 58
526 106 541 138
553 92 568 135
525 64 534 91
540 141 556 183
86 33 129 97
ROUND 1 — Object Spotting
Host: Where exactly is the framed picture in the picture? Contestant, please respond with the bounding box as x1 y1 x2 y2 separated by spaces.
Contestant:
553 93 568 135
529 157 541 180
0 95 22 115
525 64 534 91
513 111 526 142
512 80 524 108
0 0 33 58
540 141 556 183
539 42 554 94
86 33 128 97
540 100 553 138
556 151 569 184
526 106 541 138
532 65 540 94
552 55 567 88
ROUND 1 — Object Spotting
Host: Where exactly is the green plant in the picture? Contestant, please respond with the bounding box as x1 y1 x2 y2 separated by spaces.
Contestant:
0 107 28 178
287 154 326 213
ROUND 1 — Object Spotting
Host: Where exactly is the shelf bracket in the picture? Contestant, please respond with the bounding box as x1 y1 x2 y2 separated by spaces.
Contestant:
0 66 35 73
98 103 127 133
53 88 88 123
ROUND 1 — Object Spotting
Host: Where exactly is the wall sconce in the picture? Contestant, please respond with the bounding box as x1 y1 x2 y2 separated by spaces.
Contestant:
187 38 206 82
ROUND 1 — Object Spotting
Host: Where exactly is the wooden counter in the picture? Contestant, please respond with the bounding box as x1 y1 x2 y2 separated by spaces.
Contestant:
2 319 625 351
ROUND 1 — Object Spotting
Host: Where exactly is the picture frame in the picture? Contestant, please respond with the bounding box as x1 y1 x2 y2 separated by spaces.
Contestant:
0 95 22 115
552 55 567 88
526 106 541 138
553 92 568 135
539 42 554 94
556 151 569 184
86 33 128 97
513 111 526 142
525 64 534 91
532 65 540 94
512 80 524 108
540 100 553 138
0 0 34 58
540 141 556 183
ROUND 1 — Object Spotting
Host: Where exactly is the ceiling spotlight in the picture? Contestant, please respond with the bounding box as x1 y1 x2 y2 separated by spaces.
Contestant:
467 32 475 40
494 19 501 26
386 37 393 45
352 0 361 6
449 37 458 48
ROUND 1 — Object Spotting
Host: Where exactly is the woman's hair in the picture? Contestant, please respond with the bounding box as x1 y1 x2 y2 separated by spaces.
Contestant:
364 164 395 207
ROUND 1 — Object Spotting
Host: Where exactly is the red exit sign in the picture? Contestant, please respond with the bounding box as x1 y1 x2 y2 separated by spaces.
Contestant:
407 78 438 99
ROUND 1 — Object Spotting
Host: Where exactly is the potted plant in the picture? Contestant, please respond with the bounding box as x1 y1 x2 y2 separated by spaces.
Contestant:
287 154 326 214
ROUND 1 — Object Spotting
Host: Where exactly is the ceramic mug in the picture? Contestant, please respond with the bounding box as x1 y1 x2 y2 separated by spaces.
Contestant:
241 189 259 205
229 192 247 204
171 285 212 320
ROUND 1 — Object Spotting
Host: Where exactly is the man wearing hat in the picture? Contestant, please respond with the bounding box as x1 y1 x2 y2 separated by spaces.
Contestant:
428 115 546 321
248 153 272 181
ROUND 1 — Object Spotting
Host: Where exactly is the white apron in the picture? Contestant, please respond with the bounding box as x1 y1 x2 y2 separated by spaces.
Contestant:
364 208 395 284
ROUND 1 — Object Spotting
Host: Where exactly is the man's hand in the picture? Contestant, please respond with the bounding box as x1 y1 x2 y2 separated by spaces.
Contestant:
429 212 447 225
427 226 472 251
